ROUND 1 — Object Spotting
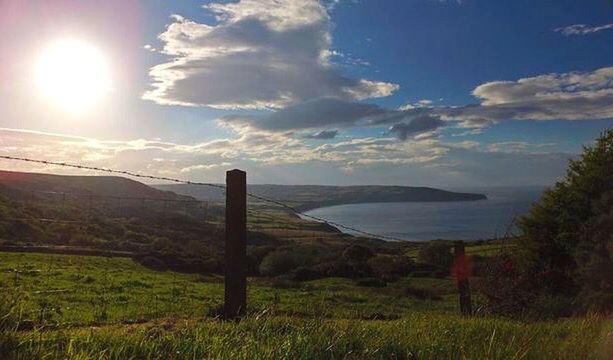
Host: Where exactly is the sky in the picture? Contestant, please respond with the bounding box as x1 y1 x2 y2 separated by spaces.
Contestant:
0 0 612 187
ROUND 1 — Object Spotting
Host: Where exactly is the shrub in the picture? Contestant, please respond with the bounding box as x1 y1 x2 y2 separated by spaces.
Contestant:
418 241 453 273
342 245 374 264
314 260 372 278
367 255 413 280
476 254 575 319
291 266 324 281
186 258 218 274
259 251 304 276
247 245 275 275
137 256 168 271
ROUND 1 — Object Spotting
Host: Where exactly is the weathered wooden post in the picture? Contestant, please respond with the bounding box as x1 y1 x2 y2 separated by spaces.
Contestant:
224 169 247 320
453 240 473 315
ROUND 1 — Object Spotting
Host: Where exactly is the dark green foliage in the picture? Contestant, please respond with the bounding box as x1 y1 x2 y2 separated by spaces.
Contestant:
342 244 374 264
136 256 168 271
291 266 324 281
516 129 613 312
403 286 442 301
418 241 453 273
367 255 413 281
313 260 372 278
355 278 387 287
246 245 275 275
258 251 306 276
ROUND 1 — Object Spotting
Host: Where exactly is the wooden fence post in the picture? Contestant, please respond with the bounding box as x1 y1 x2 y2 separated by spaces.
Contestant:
224 169 247 320
454 240 472 315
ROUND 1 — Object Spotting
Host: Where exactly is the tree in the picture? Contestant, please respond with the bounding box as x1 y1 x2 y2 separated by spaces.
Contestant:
517 129 613 310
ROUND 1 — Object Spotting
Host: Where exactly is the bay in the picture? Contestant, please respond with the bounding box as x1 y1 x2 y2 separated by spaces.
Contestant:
302 186 545 241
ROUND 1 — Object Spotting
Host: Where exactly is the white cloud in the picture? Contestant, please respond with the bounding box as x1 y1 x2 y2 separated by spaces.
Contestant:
211 66 612 145
180 163 232 173
143 44 157 52
143 0 398 109
445 66 613 122
555 23 613 36
0 127 575 187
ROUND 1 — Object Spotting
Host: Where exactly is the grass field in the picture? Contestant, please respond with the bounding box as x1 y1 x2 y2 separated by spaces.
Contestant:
1 252 611 359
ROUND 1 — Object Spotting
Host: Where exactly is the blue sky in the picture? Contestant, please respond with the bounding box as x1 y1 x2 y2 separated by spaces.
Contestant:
0 0 611 187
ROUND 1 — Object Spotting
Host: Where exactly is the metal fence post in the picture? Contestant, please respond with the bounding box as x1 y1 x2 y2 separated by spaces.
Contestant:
224 169 247 320
454 240 473 315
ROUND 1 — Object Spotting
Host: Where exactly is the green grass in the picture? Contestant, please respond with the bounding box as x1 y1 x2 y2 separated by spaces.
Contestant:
2 314 610 359
1 252 610 359
0 252 456 328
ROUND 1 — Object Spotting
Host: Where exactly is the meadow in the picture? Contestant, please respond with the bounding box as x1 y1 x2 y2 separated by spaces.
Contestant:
1 252 610 359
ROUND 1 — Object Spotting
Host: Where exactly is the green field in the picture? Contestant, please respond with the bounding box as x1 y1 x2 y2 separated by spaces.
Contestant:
1 252 611 359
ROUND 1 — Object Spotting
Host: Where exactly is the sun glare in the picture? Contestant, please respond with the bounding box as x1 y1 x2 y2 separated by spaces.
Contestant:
35 39 111 113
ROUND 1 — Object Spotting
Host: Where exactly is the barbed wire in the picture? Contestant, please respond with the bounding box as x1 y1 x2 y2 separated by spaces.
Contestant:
12 187 214 204
0 155 408 241
0 155 226 190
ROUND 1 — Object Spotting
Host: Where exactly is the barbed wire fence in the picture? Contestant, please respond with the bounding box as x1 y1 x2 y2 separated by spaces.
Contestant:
0 155 406 242
0 155 414 326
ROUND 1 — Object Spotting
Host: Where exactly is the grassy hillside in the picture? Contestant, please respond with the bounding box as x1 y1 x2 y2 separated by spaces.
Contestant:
155 184 487 211
0 171 187 200
1 252 610 359
0 170 423 278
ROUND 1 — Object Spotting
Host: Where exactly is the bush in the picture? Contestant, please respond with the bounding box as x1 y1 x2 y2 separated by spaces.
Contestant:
247 245 275 275
269 276 305 289
342 245 374 264
137 256 168 271
314 260 372 278
259 251 305 276
476 255 536 317
418 241 453 273
367 255 413 280
291 266 324 281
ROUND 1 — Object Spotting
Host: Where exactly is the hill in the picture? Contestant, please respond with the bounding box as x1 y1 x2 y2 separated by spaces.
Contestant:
0 170 188 200
154 184 487 211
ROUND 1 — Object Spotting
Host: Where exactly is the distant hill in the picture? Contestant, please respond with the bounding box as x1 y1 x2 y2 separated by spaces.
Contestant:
0 170 189 200
154 184 487 211
0 170 486 211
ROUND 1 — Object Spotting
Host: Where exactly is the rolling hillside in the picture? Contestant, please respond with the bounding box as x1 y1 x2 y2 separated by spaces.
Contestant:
154 184 487 211
0 170 190 200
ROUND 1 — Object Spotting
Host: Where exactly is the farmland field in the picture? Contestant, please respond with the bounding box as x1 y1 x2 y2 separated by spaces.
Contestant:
1 252 610 359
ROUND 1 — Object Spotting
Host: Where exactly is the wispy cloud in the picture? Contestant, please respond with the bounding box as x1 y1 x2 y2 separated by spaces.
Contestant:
554 23 613 36
0 126 575 187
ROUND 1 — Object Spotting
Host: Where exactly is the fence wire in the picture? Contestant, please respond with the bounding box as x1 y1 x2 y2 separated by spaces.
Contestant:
0 155 406 241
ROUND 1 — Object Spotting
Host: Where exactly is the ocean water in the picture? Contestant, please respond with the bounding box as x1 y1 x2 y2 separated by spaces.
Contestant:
302 187 545 241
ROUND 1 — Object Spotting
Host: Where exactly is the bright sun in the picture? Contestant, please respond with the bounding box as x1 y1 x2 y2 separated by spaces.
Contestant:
35 39 111 113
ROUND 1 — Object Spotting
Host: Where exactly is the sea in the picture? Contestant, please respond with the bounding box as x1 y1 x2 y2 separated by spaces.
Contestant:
302 186 546 241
